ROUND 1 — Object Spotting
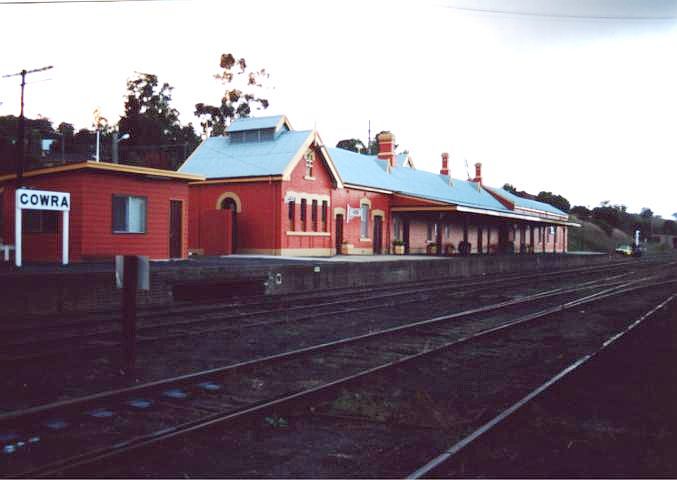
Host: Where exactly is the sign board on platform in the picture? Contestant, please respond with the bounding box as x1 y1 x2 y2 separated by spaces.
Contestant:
16 188 70 211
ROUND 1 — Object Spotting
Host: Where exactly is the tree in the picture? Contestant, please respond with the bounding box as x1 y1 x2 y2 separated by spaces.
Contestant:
663 220 677 234
117 72 199 168
336 138 367 154
195 53 270 137
535 191 570 213
640 207 654 219
570 205 592 219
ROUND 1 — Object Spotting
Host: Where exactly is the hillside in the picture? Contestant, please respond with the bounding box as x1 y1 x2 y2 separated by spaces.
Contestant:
567 216 633 253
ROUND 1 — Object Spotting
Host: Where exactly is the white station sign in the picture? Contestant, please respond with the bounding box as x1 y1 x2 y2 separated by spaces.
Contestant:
15 188 71 267
16 188 70 212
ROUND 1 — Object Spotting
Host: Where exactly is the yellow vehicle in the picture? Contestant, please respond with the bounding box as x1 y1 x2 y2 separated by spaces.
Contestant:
615 245 633 256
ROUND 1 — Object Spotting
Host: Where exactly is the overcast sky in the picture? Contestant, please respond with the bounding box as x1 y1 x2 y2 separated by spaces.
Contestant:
1 0 676 218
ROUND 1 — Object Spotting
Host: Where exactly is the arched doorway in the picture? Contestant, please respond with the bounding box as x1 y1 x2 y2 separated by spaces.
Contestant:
221 197 238 253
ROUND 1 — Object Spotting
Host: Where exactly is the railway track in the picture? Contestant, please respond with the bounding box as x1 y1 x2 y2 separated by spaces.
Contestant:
0 259 663 364
1 267 674 477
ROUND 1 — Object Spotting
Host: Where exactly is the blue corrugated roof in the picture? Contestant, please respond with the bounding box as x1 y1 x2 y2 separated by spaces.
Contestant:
226 115 287 133
485 187 568 217
328 147 512 213
179 130 312 178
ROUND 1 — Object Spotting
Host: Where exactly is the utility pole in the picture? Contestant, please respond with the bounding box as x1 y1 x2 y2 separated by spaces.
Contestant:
2 66 53 183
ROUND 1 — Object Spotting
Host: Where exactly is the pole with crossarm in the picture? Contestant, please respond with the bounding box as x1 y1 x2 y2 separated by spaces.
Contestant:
2 65 54 183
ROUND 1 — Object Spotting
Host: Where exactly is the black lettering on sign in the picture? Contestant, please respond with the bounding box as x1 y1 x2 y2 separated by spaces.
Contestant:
20 193 28 205
61 197 69 208
51 196 59 207
30 194 38 205
40 194 49 206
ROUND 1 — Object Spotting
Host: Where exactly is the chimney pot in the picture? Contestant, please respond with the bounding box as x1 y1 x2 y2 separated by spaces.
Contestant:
377 131 396 170
440 152 449 176
474 162 482 184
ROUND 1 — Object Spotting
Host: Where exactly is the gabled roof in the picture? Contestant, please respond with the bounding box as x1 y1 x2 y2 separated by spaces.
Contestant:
226 115 291 134
179 128 343 187
328 147 569 221
0 161 204 183
484 186 568 218
328 147 510 213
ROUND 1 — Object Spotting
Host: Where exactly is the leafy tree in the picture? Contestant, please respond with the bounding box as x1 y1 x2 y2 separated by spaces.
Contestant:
195 53 270 137
535 191 570 213
570 205 591 219
336 138 368 154
502 183 517 195
117 73 199 168
640 207 654 219
663 220 677 234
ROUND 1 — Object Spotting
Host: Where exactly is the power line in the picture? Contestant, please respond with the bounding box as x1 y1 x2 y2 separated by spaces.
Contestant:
0 0 173 4
441 4 677 21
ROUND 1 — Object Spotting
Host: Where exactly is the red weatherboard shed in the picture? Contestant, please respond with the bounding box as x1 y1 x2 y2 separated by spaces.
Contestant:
0 162 203 263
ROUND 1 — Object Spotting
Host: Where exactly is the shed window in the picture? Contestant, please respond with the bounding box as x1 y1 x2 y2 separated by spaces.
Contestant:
360 204 369 238
113 195 147 233
393 217 401 241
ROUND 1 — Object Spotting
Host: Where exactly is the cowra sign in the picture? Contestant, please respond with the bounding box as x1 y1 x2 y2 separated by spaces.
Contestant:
16 188 70 211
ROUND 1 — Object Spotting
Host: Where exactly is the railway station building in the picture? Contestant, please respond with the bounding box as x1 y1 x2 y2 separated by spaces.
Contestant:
180 115 574 257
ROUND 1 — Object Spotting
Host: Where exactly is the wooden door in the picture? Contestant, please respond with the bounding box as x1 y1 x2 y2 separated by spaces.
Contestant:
335 214 344 254
169 200 183 258
373 216 383 254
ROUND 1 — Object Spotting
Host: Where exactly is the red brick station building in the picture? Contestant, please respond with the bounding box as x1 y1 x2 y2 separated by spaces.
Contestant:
0 115 575 263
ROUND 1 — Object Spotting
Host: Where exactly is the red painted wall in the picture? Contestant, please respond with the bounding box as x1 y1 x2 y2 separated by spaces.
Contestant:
1 169 190 262
332 188 390 254
281 146 335 253
189 180 280 254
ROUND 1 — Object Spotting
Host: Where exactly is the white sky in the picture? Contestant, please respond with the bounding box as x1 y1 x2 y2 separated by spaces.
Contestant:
1 0 676 218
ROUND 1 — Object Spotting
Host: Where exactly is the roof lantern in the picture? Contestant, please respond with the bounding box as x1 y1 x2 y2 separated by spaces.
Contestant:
226 115 292 144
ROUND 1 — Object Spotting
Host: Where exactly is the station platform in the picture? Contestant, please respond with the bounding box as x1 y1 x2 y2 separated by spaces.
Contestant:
1 252 612 317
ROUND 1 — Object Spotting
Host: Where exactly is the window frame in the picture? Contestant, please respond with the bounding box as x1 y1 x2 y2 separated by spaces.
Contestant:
112 194 148 234
360 204 369 238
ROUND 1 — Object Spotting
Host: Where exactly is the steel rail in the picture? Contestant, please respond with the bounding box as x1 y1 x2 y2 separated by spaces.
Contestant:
10 278 675 478
0 273 638 426
407 293 677 479
0 266 640 363
0 258 641 337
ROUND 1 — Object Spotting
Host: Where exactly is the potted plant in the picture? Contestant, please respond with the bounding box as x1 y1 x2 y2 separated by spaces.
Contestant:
426 242 438 255
444 243 456 256
392 239 405 255
340 242 350 255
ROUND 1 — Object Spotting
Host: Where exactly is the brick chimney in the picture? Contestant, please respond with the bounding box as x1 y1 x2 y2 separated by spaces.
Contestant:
474 162 482 184
377 132 396 169
440 152 449 175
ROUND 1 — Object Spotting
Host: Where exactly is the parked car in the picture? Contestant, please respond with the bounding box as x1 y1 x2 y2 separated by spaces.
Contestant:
615 244 633 256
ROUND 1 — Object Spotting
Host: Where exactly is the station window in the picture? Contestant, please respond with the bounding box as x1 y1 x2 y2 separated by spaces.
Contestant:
304 151 314 178
393 217 401 241
321 201 328 232
112 195 147 233
300 198 307 231
288 200 295 231
23 211 59 234
311 199 318 231
360 204 369 238
427 223 438 242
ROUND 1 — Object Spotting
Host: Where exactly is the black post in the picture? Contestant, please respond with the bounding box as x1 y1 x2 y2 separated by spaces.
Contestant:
16 70 26 183
122 255 138 373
